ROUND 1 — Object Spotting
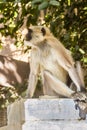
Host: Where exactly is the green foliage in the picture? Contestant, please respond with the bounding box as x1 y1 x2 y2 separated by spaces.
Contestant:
0 80 27 109
0 86 19 108
32 0 60 10
38 1 49 10
0 0 87 107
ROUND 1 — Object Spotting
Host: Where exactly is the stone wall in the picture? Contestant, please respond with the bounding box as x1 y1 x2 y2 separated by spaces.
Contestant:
0 98 87 130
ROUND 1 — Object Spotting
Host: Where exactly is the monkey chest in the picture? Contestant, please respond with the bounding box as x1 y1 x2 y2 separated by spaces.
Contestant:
39 50 67 83
40 51 55 70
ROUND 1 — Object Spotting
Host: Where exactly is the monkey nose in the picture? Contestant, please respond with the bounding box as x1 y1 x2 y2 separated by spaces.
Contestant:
26 32 32 41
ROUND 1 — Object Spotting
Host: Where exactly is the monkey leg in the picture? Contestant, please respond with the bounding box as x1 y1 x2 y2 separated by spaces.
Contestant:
43 70 74 97
43 78 58 96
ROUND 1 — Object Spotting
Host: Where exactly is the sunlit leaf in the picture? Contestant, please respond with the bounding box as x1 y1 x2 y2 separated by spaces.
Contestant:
14 11 18 18
0 43 2 49
49 0 60 7
79 48 85 54
67 0 70 6
83 57 87 63
83 7 87 10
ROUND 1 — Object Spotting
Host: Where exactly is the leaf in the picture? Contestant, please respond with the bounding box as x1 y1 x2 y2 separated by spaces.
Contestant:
32 0 43 4
49 0 60 7
0 43 2 49
83 57 87 63
79 48 85 54
38 1 48 10
14 11 18 18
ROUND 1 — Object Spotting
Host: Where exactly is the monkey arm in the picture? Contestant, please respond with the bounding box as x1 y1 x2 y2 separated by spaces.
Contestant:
26 72 38 98
26 49 40 98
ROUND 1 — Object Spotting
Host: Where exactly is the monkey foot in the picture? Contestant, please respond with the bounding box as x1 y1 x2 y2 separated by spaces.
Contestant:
71 92 87 101
71 92 87 120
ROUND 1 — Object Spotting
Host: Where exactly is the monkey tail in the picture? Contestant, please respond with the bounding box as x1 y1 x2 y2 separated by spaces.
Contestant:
76 61 86 91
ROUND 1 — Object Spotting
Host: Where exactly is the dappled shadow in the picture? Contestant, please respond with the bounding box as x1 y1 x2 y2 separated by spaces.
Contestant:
0 55 30 87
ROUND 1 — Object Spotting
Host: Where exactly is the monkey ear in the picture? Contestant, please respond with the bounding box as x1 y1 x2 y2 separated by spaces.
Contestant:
41 27 46 36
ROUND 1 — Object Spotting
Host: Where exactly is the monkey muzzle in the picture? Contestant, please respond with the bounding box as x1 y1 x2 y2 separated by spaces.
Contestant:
22 28 33 47
25 28 32 41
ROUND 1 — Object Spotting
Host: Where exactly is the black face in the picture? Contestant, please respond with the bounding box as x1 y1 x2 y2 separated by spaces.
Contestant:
26 28 33 41
41 27 46 36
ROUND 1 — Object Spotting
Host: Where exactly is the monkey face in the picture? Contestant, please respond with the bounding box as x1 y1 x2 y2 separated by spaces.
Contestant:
24 26 51 47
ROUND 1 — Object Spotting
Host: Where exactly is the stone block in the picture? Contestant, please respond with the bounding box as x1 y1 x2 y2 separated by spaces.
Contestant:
24 99 80 121
7 99 25 125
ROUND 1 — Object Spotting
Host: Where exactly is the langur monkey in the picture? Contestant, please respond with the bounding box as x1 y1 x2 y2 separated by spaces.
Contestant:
23 26 85 98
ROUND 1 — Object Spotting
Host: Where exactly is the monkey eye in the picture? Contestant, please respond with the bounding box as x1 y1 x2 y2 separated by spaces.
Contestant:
41 27 46 36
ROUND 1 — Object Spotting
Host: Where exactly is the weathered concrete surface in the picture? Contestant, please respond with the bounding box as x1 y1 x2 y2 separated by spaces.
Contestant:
0 99 25 130
24 99 80 121
0 124 22 130
23 99 87 130
7 99 25 125
22 120 87 130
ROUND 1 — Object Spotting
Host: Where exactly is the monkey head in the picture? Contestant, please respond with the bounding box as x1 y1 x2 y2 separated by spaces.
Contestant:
23 26 52 47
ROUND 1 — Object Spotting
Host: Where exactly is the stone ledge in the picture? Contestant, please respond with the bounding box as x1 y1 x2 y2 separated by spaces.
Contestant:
0 98 87 130
22 120 87 130
24 99 80 121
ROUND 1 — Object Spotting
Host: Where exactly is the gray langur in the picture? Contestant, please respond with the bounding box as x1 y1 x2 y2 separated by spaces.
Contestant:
23 26 85 98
